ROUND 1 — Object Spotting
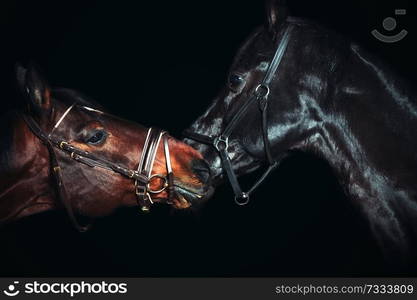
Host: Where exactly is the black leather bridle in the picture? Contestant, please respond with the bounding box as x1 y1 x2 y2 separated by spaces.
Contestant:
22 103 175 231
184 24 293 205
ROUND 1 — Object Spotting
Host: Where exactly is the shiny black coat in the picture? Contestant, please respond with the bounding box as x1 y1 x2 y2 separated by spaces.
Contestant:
185 14 417 265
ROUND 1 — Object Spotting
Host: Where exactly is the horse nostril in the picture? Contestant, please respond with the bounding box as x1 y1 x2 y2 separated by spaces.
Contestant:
191 159 211 185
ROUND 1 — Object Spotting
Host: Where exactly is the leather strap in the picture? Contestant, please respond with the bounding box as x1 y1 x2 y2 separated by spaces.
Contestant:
183 130 215 145
183 23 294 205
163 136 176 203
135 128 166 211
22 114 91 231
56 140 149 183
21 103 175 230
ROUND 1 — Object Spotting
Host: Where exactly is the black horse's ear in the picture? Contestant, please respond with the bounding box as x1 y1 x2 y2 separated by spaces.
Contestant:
266 0 288 36
17 63 52 116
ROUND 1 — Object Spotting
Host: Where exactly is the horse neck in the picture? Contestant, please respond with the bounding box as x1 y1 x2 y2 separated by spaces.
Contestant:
303 47 417 261
314 100 417 201
0 113 56 224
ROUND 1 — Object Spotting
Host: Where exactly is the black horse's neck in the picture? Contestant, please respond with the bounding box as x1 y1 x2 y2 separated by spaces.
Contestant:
297 42 417 263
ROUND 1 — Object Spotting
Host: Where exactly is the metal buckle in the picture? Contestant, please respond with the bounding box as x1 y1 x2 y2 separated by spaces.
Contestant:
234 192 250 206
146 174 169 194
59 141 68 149
136 186 154 204
213 135 229 151
141 206 150 212
135 185 146 196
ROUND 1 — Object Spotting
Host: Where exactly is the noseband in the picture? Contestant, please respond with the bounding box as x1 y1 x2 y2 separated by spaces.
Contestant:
22 103 174 231
184 24 293 205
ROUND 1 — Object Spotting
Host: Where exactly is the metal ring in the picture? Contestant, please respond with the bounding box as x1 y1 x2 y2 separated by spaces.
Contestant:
234 192 250 206
213 136 229 151
146 174 168 194
255 84 270 99
70 152 77 159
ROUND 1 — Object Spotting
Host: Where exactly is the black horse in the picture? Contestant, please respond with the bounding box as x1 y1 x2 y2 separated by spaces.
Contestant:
184 0 417 267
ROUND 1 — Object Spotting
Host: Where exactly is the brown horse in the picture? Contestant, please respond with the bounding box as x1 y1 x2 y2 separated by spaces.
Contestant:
0 64 211 230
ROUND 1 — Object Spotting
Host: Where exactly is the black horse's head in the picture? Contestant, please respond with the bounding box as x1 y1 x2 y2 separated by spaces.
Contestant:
184 0 417 263
185 0 342 185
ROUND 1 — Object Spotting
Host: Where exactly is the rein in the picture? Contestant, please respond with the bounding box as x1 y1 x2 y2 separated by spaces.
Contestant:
184 23 294 205
22 103 175 231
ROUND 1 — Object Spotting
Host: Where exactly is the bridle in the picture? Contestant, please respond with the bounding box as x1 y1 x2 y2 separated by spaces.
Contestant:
184 23 293 206
22 103 175 231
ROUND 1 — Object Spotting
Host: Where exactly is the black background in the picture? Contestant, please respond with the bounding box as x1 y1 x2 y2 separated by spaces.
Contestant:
0 0 415 276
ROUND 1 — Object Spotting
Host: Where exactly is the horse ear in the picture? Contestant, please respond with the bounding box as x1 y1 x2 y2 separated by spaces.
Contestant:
17 63 53 116
265 0 288 36
15 63 27 95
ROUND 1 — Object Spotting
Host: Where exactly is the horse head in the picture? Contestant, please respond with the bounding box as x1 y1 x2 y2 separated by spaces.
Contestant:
0 64 211 229
184 0 417 264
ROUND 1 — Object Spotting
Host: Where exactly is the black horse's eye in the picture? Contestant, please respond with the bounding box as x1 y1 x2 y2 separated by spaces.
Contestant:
86 130 107 145
228 74 244 90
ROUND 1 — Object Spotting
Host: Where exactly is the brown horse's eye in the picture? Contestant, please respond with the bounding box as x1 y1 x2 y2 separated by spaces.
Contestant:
85 130 107 145
228 74 244 91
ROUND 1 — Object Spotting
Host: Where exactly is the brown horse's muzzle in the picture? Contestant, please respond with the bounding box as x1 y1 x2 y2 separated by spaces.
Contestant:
149 137 212 209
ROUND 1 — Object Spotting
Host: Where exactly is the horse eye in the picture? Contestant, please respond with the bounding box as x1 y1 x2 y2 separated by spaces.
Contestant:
228 74 244 90
86 130 107 145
